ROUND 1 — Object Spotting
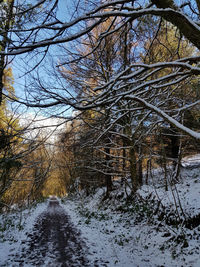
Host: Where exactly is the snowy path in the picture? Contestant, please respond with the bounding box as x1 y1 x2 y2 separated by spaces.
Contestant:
2 155 200 267
7 198 92 267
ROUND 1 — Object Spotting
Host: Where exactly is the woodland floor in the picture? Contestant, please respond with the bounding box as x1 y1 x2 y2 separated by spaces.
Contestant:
6 198 100 267
1 155 200 266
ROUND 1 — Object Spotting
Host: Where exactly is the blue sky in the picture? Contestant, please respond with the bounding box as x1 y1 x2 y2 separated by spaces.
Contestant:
10 0 198 118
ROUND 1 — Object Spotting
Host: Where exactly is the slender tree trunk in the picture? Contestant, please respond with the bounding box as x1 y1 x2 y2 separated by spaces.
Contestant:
137 145 143 186
170 130 179 170
105 145 112 196
0 0 14 105
129 141 138 193
161 137 168 191
121 140 126 185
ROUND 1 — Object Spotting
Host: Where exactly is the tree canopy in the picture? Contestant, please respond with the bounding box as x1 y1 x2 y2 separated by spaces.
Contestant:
0 0 199 139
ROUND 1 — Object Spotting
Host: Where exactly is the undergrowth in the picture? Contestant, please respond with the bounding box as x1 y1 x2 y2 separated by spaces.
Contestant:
74 185 200 252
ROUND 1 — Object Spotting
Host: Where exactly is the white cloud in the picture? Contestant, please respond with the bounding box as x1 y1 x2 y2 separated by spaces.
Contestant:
19 113 66 144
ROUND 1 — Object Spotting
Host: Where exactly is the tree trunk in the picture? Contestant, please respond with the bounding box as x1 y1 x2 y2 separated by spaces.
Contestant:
129 143 138 193
152 0 200 50
137 145 143 186
105 144 112 196
0 0 14 105
170 126 179 170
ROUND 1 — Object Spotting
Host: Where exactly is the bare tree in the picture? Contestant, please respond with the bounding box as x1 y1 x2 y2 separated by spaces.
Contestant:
1 0 200 200
0 0 14 105
0 0 199 139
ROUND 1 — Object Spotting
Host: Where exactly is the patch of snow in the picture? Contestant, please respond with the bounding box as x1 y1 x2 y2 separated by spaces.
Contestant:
0 202 47 265
61 154 200 267
1 154 200 266
182 154 200 168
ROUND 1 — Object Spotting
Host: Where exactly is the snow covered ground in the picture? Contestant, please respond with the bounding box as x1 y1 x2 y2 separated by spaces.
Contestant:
0 201 47 266
61 155 200 267
62 182 200 266
0 155 200 266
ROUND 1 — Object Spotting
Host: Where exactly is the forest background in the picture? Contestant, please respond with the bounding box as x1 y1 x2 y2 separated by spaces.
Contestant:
0 0 200 212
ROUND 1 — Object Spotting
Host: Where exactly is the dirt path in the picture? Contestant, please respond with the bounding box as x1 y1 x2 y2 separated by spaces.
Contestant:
10 198 95 267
